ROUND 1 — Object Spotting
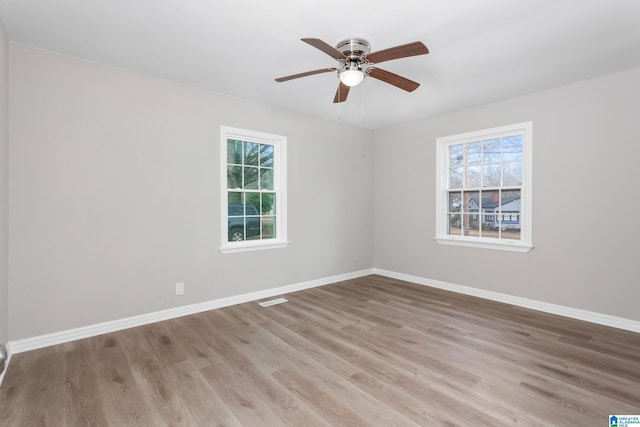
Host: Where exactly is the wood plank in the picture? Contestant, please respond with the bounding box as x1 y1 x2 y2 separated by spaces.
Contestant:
1 347 65 426
116 325 197 426
64 338 110 426
92 334 158 426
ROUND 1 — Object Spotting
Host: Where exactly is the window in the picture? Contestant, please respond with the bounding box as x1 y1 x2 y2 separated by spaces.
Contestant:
220 126 288 253
435 122 532 252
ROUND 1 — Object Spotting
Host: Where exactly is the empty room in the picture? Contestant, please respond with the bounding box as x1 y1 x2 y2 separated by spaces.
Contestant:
0 0 639 425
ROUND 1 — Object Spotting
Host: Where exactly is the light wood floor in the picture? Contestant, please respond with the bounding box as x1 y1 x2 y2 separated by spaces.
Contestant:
1 275 639 426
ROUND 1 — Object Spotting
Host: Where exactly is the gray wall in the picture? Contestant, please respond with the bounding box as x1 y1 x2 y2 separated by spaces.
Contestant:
8 44 373 340
374 66 640 322
0 19 8 346
7 41 640 342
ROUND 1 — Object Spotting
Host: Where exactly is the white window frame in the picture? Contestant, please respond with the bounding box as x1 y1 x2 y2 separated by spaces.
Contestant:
220 126 289 254
435 121 533 252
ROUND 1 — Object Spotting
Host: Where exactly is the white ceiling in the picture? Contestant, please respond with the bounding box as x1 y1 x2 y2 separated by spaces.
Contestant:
1 0 639 129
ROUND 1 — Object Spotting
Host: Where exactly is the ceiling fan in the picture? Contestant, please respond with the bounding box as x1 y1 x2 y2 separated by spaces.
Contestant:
275 37 429 103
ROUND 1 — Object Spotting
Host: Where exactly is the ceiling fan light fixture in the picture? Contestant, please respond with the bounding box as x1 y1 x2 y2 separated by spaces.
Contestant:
339 63 364 87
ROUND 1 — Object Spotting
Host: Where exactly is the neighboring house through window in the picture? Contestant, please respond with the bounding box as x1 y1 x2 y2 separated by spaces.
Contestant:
435 122 532 252
220 126 288 253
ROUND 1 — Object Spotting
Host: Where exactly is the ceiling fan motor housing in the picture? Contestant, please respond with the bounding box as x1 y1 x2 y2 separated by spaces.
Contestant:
336 38 370 76
336 38 370 61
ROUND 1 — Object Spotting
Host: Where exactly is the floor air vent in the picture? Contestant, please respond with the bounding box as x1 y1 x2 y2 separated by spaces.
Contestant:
258 297 288 307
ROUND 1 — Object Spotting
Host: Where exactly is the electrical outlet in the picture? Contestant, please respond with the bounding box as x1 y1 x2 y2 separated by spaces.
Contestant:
175 282 184 296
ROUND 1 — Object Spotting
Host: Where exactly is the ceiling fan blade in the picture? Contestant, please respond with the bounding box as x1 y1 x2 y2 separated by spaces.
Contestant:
333 82 351 103
366 41 429 64
302 38 347 60
275 68 337 82
368 68 420 92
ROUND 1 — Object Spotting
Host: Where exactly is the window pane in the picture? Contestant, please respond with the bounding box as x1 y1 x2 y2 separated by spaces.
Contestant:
228 218 245 242
244 166 259 189
244 142 259 166
503 136 523 162
503 162 522 186
447 214 462 235
482 139 501 163
448 192 462 212
227 140 243 165
262 217 276 239
260 168 274 190
482 164 501 187
262 193 276 215
481 214 499 238
245 192 261 216
228 192 244 216
260 144 274 167
245 216 261 240
499 189 521 240
463 191 479 213
466 142 482 165
449 167 463 189
449 144 464 168
466 165 481 188
502 227 521 240
227 166 243 189
501 190 521 215
463 214 480 237
481 190 500 212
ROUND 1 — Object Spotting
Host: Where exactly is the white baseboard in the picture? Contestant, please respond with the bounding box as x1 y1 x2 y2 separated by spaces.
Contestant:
8 268 374 354
373 268 640 334
8 266 638 358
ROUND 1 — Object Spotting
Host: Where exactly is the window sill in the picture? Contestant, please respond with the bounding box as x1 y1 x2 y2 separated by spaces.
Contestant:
434 237 533 253
219 240 290 254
